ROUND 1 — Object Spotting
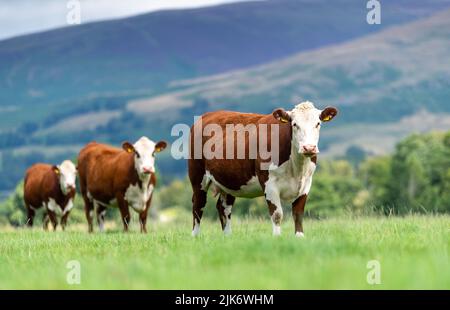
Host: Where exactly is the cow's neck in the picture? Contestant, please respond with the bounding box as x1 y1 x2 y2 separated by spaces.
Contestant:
54 175 66 204
134 169 152 190
139 173 151 189
286 142 312 177
54 181 72 208
129 156 151 189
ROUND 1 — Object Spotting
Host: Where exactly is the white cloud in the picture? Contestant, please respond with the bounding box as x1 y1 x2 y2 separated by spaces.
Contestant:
0 0 246 40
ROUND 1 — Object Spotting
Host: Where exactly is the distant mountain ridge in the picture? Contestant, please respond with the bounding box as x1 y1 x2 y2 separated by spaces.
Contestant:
1 1 450 192
131 8 450 120
1 0 449 109
121 8 450 158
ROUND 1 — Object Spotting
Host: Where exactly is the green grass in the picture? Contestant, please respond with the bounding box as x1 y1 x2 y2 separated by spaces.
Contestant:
0 215 448 289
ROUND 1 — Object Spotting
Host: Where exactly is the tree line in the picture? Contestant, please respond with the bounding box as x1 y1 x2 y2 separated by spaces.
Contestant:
0 131 448 226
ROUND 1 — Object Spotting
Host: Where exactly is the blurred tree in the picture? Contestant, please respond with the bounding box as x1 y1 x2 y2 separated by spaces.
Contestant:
307 160 364 217
345 145 367 166
384 132 450 214
359 156 391 209
1 131 449 227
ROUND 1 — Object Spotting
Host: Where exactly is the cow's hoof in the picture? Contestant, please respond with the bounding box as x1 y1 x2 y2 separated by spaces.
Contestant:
295 232 305 238
272 226 281 236
192 228 200 237
223 223 232 236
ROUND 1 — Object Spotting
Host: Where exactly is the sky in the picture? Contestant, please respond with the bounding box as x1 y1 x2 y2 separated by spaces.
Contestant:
0 0 247 40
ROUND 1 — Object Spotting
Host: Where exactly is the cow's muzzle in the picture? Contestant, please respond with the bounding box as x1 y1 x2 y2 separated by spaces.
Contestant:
301 145 318 157
142 167 153 174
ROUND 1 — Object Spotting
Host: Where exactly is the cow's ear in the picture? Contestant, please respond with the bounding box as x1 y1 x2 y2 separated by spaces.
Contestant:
155 141 167 153
273 108 291 123
320 107 338 122
122 142 135 154
53 165 60 175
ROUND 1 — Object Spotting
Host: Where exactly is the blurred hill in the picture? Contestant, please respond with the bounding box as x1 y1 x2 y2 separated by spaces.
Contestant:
140 8 450 156
1 0 449 110
1 1 450 192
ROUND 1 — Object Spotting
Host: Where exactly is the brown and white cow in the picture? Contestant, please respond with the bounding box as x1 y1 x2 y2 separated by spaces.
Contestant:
77 137 167 233
188 101 337 237
24 160 77 231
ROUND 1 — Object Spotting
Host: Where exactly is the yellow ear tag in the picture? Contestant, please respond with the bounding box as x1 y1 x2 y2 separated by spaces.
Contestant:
155 147 161 153
54 169 60 175
323 115 331 122
127 148 133 153
281 118 289 123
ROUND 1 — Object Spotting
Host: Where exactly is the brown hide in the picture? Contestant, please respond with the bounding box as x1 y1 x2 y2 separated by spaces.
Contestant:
24 163 75 211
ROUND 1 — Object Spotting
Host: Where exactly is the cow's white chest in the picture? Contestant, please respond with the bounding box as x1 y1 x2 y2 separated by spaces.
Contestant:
47 198 73 216
63 199 74 215
125 181 153 212
266 157 316 204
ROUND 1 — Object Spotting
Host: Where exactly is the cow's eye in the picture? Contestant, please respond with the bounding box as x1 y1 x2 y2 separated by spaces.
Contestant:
135 151 141 158
293 123 298 128
316 122 321 128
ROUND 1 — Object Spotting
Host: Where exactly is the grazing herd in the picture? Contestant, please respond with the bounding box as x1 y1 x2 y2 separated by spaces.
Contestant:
23 101 337 236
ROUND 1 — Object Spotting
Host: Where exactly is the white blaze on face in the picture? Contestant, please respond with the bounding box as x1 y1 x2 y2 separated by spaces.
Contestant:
133 136 157 175
289 101 323 154
58 160 77 193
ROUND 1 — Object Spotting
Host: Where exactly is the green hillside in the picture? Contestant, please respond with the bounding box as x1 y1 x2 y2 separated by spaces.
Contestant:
124 9 450 155
1 0 448 120
1 6 450 192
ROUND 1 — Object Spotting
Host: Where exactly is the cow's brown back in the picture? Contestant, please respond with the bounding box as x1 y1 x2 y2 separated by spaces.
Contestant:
24 164 58 209
189 110 292 191
77 142 137 204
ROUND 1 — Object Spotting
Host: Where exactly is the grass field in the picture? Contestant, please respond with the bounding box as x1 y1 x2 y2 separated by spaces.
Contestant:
0 215 448 289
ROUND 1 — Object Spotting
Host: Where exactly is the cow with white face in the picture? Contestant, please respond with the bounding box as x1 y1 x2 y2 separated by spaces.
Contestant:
57 160 77 194
279 102 338 157
122 137 159 175
269 101 337 236
188 101 337 237
77 137 167 233
24 160 77 231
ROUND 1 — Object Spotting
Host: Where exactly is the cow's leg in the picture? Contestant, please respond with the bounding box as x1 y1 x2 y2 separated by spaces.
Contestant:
47 210 58 231
216 194 235 235
79 178 94 233
188 157 209 236
61 211 71 231
267 200 283 236
43 212 50 230
258 174 283 235
25 204 35 227
264 185 283 236
83 196 95 233
96 204 107 232
292 194 307 238
116 194 130 232
191 187 207 236
139 195 152 234
139 209 149 234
